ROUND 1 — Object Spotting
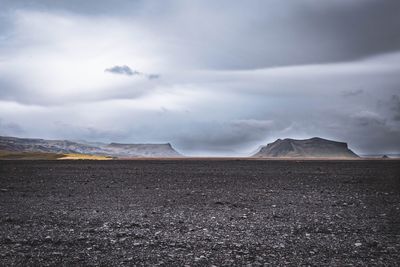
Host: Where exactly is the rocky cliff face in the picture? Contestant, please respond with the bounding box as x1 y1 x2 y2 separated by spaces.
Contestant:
0 136 182 158
253 137 358 158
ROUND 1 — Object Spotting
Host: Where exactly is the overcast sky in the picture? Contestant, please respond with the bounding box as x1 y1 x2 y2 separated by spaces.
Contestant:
0 0 399 156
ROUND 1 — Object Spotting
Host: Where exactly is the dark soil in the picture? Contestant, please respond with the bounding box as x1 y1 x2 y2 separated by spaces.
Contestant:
0 160 399 266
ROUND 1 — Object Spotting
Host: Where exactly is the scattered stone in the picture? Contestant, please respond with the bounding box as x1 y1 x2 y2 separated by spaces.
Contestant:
0 160 398 266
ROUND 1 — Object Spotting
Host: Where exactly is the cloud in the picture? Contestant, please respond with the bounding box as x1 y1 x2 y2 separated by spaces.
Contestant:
4 1 400 70
147 74 160 80
176 119 281 155
0 10 166 105
105 65 140 76
133 0 400 70
0 2 399 155
351 111 386 127
1 49 400 155
0 118 24 136
341 89 364 97
390 95 400 121
104 65 160 79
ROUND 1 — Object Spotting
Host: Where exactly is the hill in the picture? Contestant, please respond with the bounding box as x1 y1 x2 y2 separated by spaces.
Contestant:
253 137 359 158
0 136 182 158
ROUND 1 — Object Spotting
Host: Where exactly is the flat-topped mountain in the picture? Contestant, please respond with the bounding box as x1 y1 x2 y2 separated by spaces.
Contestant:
0 136 182 158
253 137 359 158
105 143 181 157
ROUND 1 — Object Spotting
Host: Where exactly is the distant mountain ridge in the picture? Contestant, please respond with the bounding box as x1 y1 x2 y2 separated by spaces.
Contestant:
0 136 182 158
253 137 359 158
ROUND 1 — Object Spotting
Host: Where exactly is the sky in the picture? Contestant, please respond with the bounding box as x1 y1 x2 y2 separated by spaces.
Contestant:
0 0 399 156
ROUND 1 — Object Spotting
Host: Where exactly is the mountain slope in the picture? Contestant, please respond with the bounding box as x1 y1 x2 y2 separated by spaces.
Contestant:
253 137 359 158
0 136 182 158
105 143 181 157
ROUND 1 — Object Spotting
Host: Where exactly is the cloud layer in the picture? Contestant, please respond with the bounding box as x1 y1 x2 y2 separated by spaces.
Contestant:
0 1 399 155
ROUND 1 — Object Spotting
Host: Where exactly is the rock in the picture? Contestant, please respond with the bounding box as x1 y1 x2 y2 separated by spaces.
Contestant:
0 135 183 158
253 137 359 158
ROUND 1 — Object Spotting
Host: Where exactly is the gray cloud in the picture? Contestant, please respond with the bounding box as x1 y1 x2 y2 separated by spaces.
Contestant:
141 0 400 69
351 111 386 127
390 95 400 121
104 65 160 80
0 0 143 16
341 89 364 97
53 121 130 141
174 119 288 155
147 74 160 80
105 65 139 76
0 118 24 136
2 1 400 69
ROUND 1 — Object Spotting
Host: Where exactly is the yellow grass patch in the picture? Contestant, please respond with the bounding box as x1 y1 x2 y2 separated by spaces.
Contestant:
59 153 113 160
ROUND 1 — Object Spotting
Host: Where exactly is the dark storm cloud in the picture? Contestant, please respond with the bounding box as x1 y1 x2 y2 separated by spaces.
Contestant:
105 65 139 76
144 0 400 69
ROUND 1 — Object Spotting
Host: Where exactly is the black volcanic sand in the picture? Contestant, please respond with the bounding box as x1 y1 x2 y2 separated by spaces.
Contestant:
0 160 399 266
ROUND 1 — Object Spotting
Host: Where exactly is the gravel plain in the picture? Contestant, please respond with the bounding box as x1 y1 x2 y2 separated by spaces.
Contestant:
0 159 399 266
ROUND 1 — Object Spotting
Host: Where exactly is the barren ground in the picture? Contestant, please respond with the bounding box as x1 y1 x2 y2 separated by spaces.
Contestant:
0 160 399 266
